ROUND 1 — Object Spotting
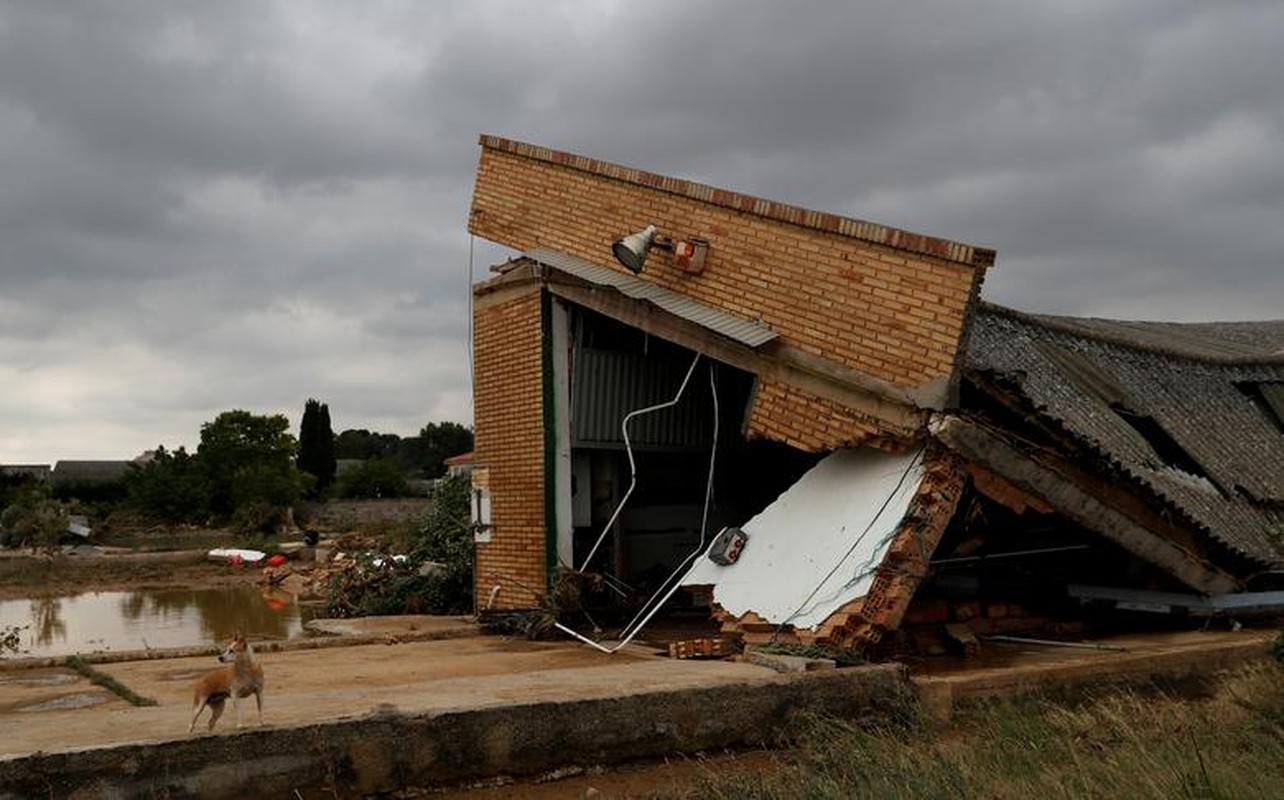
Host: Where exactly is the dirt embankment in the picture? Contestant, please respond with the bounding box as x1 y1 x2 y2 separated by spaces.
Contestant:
0 550 258 601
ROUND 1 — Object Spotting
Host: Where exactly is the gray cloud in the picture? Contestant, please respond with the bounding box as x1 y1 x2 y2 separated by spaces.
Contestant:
1 1 1281 462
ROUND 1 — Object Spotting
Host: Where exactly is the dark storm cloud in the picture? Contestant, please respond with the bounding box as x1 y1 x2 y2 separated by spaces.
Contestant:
1 1 1281 462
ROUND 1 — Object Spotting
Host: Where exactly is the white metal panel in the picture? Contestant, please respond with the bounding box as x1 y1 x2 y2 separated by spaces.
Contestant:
683 446 925 631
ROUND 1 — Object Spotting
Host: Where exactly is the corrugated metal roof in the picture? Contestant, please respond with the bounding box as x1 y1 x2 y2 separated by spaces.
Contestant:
526 248 778 348
571 348 714 448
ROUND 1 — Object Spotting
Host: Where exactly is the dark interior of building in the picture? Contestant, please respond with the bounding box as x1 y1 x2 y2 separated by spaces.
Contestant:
566 307 820 609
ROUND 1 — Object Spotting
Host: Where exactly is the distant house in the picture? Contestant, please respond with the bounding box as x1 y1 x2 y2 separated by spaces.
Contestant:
50 460 133 487
444 451 475 478
0 464 53 482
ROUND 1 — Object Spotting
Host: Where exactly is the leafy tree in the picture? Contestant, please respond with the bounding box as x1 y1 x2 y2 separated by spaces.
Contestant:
334 429 402 461
414 421 474 479
297 399 336 497
123 446 210 524
332 458 411 499
332 422 472 477
0 472 41 512
197 410 302 521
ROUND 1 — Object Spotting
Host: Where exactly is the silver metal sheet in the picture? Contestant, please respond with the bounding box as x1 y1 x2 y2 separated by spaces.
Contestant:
526 248 778 348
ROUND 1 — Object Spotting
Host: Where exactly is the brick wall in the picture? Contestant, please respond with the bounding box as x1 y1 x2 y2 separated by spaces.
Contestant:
747 377 887 452
471 285 547 608
469 137 991 404
467 137 993 601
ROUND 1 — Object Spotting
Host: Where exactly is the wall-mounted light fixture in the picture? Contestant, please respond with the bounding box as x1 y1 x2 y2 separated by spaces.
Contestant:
612 225 710 275
612 225 672 274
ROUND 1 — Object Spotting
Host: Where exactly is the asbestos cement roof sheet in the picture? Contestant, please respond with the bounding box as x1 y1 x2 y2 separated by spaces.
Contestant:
968 305 1284 567
525 248 778 349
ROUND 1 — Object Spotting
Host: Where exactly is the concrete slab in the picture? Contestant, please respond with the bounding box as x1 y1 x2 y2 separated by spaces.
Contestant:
910 629 1276 718
0 622 1275 798
0 633 909 799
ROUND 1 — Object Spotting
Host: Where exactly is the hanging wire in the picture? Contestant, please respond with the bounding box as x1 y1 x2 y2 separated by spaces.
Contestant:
576 351 703 572
614 363 721 643
466 234 476 413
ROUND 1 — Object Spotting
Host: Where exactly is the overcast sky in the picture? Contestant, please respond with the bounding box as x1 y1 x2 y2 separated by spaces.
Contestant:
2 1 1282 464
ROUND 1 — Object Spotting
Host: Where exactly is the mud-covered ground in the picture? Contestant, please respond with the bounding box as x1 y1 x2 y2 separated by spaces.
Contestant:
0 498 430 601
0 549 261 601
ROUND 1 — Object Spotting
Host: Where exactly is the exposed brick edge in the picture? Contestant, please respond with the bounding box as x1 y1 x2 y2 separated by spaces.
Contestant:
479 135 997 270
827 449 967 651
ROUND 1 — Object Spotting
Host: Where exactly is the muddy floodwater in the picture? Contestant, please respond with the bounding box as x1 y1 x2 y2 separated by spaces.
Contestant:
0 586 312 659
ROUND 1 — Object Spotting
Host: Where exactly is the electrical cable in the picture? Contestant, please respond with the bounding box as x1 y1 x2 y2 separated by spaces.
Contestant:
466 234 475 413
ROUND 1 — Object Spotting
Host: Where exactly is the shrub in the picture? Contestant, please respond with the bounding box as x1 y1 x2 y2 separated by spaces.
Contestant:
0 486 67 551
230 502 290 537
324 473 475 617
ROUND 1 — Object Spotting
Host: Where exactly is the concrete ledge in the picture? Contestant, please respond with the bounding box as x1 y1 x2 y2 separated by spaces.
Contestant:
912 631 1274 720
0 664 909 798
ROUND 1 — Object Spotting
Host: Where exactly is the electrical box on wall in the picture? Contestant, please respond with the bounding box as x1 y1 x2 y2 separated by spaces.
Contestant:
674 236 709 274
708 526 749 566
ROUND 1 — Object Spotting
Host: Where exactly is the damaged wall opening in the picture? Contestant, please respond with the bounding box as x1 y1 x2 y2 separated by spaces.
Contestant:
907 488 1202 652
557 304 820 611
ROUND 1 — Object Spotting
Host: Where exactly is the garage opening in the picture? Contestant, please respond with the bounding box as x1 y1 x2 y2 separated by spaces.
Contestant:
557 304 820 613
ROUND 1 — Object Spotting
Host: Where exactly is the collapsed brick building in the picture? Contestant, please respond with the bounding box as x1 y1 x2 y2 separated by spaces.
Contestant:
465 135 1284 655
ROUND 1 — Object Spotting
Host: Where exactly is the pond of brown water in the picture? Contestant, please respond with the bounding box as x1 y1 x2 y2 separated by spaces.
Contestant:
0 585 313 659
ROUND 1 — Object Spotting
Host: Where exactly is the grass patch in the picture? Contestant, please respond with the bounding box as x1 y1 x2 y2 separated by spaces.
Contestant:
65 656 159 707
683 660 1284 799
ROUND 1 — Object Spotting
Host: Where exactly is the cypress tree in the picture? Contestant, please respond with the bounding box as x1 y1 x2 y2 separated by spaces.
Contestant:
298 399 337 496
316 401 336 493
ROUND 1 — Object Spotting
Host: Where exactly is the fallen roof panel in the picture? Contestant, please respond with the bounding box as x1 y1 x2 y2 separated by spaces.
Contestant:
683 446 926 631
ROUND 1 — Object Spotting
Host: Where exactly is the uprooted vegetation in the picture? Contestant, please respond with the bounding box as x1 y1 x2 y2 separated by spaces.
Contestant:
322 473 475 617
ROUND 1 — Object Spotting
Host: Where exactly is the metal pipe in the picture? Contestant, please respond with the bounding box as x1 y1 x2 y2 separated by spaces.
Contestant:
615 364 720 642
577 352 702 572
557 537 720 655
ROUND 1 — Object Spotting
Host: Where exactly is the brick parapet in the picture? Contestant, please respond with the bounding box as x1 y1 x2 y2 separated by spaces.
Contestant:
746 377 921 453
470 137 989 396
477 135 995 268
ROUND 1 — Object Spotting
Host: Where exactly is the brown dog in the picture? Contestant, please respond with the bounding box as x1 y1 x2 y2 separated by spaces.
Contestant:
189 633 264 732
